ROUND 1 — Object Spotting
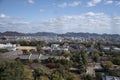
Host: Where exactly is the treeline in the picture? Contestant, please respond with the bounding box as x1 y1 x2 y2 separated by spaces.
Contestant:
0 57 33 80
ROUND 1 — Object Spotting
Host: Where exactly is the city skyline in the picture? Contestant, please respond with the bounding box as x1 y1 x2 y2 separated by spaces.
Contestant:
0 0 120 34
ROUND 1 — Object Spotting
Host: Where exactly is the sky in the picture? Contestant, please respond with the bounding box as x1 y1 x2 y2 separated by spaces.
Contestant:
0 0 120 34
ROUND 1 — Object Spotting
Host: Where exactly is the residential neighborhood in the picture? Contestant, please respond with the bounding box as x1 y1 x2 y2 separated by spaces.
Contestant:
0 34 120 80
0 0 120 80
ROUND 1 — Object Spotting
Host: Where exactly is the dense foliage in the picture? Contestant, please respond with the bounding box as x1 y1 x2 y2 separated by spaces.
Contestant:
0 57 33 80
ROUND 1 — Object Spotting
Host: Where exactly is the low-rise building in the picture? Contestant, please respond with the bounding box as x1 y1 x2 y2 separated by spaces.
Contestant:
0 43 16 51
103 76 120 80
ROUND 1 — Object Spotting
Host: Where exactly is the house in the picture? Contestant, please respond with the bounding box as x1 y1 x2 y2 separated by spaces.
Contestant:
112 46 120 52
42 44 69 52
0 43 16 51
102 46 111 51
103 76 120 80
1 50 23 57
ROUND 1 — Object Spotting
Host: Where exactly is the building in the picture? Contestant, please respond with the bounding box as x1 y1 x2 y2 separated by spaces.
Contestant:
1 50 23 58
0 43 16 51
104 76 120 80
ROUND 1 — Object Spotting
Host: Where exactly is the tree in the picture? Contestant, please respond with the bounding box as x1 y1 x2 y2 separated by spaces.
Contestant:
70 52 81 63
37 45 45 55
50 69 79 80
59 59 71 70
46 63 56 69
91 52 100 62
112 57 120 65
81 50 88 66
64 71 79 80
103 61 114 69
39 76 49 80
23 66 34 80
62 51 71 58
84 74 94 80
34 59 41 63
33 67 50 80
30 49 36 54
96 72 102 80
47 57 57 63
77 63 86 74
0 57 33 80
50 72 64 80
23 50 29 55
107 70 120 77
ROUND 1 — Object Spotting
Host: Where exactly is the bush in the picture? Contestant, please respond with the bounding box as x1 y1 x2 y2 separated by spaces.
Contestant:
85 74 94 80
33 59 41 63
46 63 56 69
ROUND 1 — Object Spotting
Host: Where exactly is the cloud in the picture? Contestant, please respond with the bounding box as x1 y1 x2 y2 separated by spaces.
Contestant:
58 2 67 8
7 22 30 26
69 1 81 7
40 9 45 12
58 1 81 8
103 0 120 6
0 13 10 19
0 13 23 23
105 0 113 4
104 0 120 6
35 12 119 34
116 2 120 6
0 12 120 34
85 12 96 16
87 0 101 7
28 0 34 4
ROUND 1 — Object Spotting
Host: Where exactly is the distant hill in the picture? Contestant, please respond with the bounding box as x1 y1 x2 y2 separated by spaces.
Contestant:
59 32 99 37
59 32 120 37
28 32 57 36
0 31 119 37
0 31 56 36
0 31 25 36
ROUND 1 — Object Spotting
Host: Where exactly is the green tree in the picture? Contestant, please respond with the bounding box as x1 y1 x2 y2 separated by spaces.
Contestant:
96 72 102 80
50 69 79 80
0 57 33 80
34 59 41 63
104 61 114 69
77 63 86 73
33 67 50 80
64 72 79 80
81 50 88 66
30 49 36 54
70 52 81 63
47 57 57 63
23 66 34 80
107 70 120 77
62 51 71 58
91 52 100 62
39 76 49 80
112 57 120 65
85 74 94 80
37 45 45 55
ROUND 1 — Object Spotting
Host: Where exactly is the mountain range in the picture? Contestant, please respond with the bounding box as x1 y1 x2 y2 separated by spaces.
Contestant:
0 31 119 37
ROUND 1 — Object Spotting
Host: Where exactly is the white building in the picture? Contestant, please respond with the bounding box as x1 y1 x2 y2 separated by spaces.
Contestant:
42 44 69 51
0 43 16 51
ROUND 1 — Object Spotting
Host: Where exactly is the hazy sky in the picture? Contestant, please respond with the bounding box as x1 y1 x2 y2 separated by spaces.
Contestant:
0 0 120 34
